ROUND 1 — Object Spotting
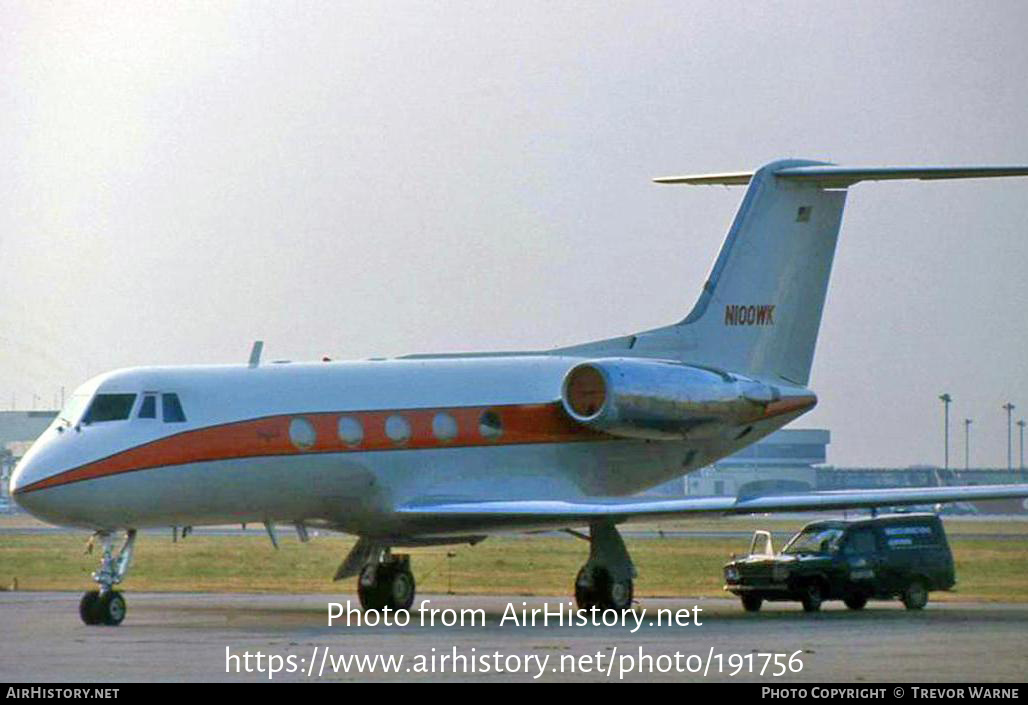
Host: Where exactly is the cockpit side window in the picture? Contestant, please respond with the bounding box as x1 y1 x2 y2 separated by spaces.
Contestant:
83 394 137 424
162 393 187 423
138 394 157 419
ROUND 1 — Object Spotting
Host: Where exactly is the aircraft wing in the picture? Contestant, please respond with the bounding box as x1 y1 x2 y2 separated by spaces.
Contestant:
395 484 1028 532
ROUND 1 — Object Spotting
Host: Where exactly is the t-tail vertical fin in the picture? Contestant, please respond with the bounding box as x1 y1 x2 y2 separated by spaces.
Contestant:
562 159 1028 386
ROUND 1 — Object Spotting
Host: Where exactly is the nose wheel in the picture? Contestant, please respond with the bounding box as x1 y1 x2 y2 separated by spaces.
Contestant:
80 530 135 626
80 589 126 626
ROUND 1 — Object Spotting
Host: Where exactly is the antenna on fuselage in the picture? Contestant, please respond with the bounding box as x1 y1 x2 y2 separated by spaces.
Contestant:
248 340 264 368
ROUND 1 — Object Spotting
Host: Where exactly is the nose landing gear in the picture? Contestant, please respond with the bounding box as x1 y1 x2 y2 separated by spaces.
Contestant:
80 529 136 626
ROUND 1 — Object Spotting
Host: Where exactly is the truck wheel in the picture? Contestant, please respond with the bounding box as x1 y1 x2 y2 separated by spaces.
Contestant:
741 595 763 613
801 582 823 613
901 579 928 610
844 594 867 610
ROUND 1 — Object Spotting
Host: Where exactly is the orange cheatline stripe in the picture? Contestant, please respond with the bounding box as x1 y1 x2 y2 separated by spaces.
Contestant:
17 402 611 494
18 396 818 495
760 395 818 419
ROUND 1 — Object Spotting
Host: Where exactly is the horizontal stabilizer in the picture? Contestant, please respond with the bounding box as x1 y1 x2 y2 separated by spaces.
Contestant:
397 484 1028 532
654 164 1028 187
652 171 755 186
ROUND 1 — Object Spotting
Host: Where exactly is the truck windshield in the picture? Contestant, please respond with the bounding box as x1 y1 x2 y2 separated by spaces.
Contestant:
782 527 844 555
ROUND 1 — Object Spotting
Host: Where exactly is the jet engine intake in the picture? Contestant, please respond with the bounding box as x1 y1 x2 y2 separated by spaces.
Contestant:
561 358 788 440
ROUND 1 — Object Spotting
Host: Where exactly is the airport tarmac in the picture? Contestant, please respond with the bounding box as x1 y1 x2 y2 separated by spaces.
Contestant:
1 592 1025 682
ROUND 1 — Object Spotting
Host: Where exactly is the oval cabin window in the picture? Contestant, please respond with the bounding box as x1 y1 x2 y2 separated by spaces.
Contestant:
385 415 412 445
432 413 458 442
479 410 503 440
338 416 364 447
289 417 317 450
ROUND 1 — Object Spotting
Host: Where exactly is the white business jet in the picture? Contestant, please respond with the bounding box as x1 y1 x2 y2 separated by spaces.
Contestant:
11 159 1028 625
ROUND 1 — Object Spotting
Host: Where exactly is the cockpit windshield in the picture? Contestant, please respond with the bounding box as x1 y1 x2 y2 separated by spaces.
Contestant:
82 394 137 424
782 527 844 555
55 386 188 427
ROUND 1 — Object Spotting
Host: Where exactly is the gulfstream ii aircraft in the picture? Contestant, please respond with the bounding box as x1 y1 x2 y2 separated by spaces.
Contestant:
11 159 1028 626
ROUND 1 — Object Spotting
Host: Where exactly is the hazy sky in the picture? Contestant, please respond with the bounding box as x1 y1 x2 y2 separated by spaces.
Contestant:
2 1 1026 468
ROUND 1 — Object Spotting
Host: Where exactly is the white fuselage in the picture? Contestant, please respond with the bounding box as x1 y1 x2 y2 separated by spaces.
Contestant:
10 355 804 538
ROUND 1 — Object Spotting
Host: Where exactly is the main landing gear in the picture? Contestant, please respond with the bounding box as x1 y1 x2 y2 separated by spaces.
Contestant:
357 551 416 611
80 529 136 626
573 523 636 612
335 538 418 611
338 525 635 615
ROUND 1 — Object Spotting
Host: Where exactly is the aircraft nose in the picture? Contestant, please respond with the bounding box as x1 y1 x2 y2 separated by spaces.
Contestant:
9 460 28 497
8 441 62 519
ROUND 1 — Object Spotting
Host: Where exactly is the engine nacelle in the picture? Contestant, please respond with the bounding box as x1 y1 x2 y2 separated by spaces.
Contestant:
560 357 786 440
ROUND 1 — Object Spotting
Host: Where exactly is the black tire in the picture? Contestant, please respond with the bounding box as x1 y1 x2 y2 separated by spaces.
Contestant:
606 575 633 611
800 582 824 613
97 591 126 626
574 566 595 610
844 594 868 610
357 565 388 611
901 579 928 610
79 590 102 625
386 568 416 611
594 567 633 611
741 595 763 613
576 566 632 611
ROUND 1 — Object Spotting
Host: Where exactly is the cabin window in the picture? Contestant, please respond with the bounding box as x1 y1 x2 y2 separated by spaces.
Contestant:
289 417 317 450
138 394 157 419
385 415 412 445
432 413 458 442
478 410 503 440
83 394 137 424
162 393 187 423
338 416 364 447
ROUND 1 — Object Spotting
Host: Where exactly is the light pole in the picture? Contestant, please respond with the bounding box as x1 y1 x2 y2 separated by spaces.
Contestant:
1018 419 1025 473
1003 403 1016 471
964 418 972 471
939 394 952 471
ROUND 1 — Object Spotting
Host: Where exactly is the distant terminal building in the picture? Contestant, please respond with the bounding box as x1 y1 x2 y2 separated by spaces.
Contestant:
0 411 57 509
816 466 1023 490
817 465 1027 515
641 429 829 497
682 429 829 497
647 427 1024 514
